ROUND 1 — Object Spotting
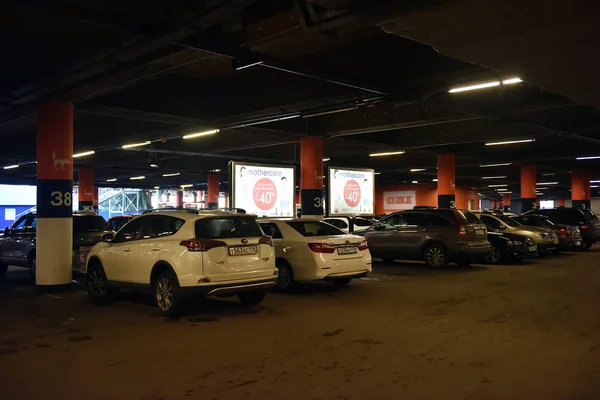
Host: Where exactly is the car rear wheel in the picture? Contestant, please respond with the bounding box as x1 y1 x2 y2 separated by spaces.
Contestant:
0 263 7 275
238 290 266 306
333 277 352 285
424 243 449 268
86 263 113 302
276 260 295 291
579 242 593 250
485 246 502 264
154 271 182 317
28 252 36 279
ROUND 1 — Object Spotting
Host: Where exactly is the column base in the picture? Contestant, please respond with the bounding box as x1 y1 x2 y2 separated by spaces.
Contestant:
438 194 456 209
36 283 73 293
520 198 537 212
572 200 591 210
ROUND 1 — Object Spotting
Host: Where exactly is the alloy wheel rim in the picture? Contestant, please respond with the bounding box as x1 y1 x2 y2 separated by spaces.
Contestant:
88 268 106 297
427 247 444 266
279 267 291 288
156 278 173 311
486 247 500 263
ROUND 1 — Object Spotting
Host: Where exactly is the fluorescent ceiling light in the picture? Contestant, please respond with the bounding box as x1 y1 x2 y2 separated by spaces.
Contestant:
590 180 600 183
163 172 180 177
482 176 507 179
180 184 193 188
480 162 511 168
537 182 558 185
73 150 95 158
448 77 523 93
496 189 509 191
210 169 221 173
536 193 543 196
374 172 381 175
541 172 556 176
488 184 508 187
122 141 151 149
591 185 599 188
182 128 219 140
412 180 418 184
410 168 426 172
485 139 535 146
535 187 547 190
3 164 19 170
106 178 117 182
130 176 145 180
576 155 600 160
369 151 405 157
154 186 160 189
322 158 330 162
432 179 438 182
150 164 159 168
235 61 264 71
229 114 300 129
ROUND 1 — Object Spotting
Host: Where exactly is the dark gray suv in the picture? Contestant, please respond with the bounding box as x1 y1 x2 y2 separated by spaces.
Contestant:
0 212 113 276
358 209 490 267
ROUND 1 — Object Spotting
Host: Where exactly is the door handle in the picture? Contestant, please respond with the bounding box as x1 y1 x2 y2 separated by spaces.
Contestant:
123 248 131 252
152 248 161 251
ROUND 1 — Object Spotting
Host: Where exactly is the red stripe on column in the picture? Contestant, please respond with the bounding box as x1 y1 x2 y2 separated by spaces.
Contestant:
437 154 455 195
78 168 94 202
300 136 324 190
520 165 536 198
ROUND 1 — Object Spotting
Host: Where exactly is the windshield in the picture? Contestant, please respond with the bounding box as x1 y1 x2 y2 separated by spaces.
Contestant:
499 215 521 227
353 218 373 227
195 217 262 239
286 221 344 237
73 216 109 232
582 209 598 220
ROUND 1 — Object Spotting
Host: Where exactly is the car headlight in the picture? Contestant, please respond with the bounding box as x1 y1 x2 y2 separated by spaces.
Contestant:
540 233 549 239
507 240 522 246
525 238 535 245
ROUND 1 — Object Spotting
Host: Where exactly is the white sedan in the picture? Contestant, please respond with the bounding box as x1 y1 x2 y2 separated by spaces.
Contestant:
259 219 372 290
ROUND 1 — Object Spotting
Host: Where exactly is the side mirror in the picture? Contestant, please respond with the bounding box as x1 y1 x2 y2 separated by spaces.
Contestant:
372 224 385 231
102 233 114 243
498 224 506 230
3 227 10 236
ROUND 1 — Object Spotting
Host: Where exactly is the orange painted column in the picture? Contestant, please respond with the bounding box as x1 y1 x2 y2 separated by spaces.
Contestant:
300 136 324 216
437 154 456 208
207 173 220 208
503 193 510 211
93 187 99 209
175 191 183 208
521 164 537 212
78 167 95 212
536 195 541 208
558 198 566 207
571 171 589 210
36 101 74 289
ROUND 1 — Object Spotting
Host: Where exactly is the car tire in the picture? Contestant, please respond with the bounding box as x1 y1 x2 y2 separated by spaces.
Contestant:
154 271 182 317
86 262 114 302
0 263 7 275
238 290 266 306
276 260 295 291
424 243 449 268
580 242 593 250
485 245 502 264
28 252 36 279
333 277 352 285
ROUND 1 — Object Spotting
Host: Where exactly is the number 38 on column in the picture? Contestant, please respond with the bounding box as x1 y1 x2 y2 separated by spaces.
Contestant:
50 191 72 207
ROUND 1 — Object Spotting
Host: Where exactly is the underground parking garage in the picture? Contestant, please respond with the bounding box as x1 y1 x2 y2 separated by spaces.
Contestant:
1 1 600 399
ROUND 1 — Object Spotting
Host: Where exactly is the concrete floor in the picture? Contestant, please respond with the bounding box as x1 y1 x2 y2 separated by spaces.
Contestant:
1 251 600 400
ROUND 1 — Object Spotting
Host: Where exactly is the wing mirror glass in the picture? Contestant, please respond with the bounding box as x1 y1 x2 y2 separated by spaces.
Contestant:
3 227 9 236
102 233 114 243
498 224 506 230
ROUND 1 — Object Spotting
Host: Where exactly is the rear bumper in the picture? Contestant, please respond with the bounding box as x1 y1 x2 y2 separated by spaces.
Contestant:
558 237 580 250
452 243 491 260
180 278 277 297
537 244 557 254
503 245 526 259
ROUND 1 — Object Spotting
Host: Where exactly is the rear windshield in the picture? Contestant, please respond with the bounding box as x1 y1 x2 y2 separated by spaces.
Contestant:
582 209 598 221
110 218 132 231
286 221 344 237
462 211 481 224
195 217 262 239
74 216 109 232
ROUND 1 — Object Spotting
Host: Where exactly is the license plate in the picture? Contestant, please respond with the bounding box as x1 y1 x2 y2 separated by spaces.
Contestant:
475 229 485 236
337 246 358 255
575 241 581 246
228 245 258 256
528 245 537 252
79 246 93 267
553 238 559 244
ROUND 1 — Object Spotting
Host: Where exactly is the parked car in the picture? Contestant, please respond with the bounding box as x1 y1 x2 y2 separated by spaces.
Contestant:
323 216 374 234
0 212 112 276
484 231 536 264
525 207 599 249
357 209 490 267
83 209 277 316
107 215 136 232
259 219 372 290
512 214 581 251
474 212 558 254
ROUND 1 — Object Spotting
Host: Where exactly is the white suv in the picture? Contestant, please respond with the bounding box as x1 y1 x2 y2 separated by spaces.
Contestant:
82 210 277 316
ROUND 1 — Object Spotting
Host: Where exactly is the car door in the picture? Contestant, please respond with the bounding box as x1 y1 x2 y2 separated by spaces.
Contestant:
101 217 143 281
363 214 406 256
127 215 182 284
1 216 35 266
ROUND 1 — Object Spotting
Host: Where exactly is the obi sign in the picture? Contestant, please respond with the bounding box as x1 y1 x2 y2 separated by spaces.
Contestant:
231 162 295 217
328 167 374 215
383 191 416 212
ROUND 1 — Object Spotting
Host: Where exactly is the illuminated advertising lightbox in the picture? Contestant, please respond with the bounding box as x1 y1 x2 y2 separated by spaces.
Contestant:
328 167 375 216
231 162 295 217
383 190 416 212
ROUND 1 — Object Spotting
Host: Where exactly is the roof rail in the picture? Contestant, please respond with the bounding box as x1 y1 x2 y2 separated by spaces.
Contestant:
142 207 198 214
200 207 247 214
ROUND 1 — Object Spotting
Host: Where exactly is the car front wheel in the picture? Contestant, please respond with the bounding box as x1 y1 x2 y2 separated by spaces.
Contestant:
238 290 266 306
485 245 502 264
154 271 182 317
424 243 449 268
86 263 112 302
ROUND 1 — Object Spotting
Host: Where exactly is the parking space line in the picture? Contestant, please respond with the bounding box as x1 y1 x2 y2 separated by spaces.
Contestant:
43 293 62 300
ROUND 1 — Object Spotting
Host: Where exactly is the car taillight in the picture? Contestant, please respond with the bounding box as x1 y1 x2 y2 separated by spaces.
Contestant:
580 224 590 230
357 240 368 251
559 227 569 235
457 225 467 237
259 236 273 247
308 243 336 253
179 239 227 252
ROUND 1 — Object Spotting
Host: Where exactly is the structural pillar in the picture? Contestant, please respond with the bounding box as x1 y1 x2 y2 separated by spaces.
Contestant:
36 101 73 289
437 154 456 208
300 136 324 216
558 198 566 207
93 187 99 210
78 167 95 212
175 191 183 208
503 193 510 211
207 174 219 209
572 171 590 210
536 195 541 208
520 164 537 212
